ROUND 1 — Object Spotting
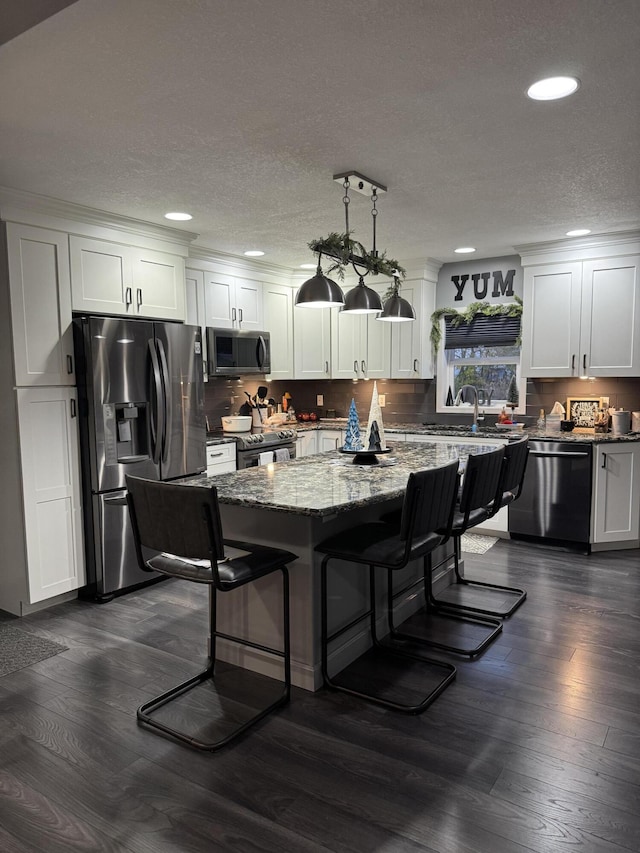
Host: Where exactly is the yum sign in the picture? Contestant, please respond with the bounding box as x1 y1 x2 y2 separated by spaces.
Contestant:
451 268 516 301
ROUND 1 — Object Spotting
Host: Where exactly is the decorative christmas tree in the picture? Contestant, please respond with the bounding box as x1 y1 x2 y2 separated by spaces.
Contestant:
364 382 387 450
343 399 363 451
506 376 519 412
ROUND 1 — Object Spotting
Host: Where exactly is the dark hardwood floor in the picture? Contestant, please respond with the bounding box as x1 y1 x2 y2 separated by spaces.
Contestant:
2 538 640 853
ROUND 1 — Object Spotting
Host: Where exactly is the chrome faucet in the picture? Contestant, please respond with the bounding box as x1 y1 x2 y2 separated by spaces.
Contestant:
454 384 483 430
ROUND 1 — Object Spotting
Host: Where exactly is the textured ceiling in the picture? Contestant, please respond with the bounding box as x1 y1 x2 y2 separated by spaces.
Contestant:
1 0 639 268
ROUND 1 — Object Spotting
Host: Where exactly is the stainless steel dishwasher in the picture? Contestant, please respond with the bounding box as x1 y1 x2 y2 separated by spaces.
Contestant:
509 440 593 549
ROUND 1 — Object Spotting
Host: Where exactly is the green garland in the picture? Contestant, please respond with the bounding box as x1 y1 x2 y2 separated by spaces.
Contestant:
430 296 523 352
308 232 407 281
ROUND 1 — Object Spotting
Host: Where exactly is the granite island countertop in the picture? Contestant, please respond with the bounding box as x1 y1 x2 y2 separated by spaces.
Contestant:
295 420 640 444
183 441 495 517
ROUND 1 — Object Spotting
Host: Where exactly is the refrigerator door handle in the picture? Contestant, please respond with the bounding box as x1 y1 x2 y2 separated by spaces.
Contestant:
156 337 171 464
148 339 164 464
103 495 128 506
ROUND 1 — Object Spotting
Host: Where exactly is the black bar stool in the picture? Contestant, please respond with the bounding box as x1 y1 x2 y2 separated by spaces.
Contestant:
382 446 506 658
126 475 296 751
432 436 529 618
315 460 460 714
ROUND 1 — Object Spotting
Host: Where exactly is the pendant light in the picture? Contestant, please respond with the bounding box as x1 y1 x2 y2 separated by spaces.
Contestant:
378 275 415 322
295 256 344 308
342 181 382 314
343 275 383 313
298 171 413 319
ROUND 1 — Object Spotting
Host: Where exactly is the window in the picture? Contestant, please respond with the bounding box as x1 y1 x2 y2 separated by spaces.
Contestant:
436 312 525 414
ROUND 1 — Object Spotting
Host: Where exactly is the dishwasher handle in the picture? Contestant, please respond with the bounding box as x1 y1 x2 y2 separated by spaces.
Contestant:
530 450 590 458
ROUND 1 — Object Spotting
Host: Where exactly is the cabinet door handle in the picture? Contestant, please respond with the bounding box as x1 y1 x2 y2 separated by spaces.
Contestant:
325 360 329 374
601 452 607 469
70 398 77 418
239 308 243 322
137 288 142 308
125 287 132 306
583 353 587 372
232 307 237 322
571 354 576 371
361 359 366 375
66 355 73 375
208 451 224 458
413 358 419 372
354 360 359 375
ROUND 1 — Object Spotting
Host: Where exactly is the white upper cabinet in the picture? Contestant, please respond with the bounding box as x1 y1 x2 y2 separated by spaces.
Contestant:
580 257 640 376
203 271 263 331
390 279 435 379
331 282 391 379
521 252 640 377
70 236 185 321
293 305 332 379
6 223 75 387
263 282 294 380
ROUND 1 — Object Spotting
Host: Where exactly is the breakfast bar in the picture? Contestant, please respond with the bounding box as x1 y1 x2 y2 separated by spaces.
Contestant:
183 440 496 691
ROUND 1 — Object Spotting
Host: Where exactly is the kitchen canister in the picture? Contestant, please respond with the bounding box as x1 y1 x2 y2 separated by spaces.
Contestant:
632 411 640 433
611 410 631 435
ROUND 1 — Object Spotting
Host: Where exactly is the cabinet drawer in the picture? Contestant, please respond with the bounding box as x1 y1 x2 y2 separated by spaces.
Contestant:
206 443 236 475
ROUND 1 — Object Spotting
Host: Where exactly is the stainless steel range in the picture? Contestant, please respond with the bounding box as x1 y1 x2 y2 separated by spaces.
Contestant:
234 428 297 469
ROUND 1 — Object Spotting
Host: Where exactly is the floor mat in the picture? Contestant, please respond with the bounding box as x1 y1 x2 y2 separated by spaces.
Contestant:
460 533 498 554
0 625 68 677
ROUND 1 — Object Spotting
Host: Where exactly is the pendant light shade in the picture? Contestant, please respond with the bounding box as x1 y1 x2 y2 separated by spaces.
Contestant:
295 265 345 308
378 291 416 322
343 276 383 314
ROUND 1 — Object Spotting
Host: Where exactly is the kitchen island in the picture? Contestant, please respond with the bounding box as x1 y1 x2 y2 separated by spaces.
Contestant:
183 440 496 691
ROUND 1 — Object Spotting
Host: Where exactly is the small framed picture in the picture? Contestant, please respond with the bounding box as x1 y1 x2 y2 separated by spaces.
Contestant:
566 397 603 428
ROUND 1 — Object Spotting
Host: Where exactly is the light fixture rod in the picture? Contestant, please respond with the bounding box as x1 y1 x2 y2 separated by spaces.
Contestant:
333 171 387 196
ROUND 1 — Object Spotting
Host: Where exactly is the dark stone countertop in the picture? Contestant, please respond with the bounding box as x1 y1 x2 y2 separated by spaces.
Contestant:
295 420 640 444
182 440 496 517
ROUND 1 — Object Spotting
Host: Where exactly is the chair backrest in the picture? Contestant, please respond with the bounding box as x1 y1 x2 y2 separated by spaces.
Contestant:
399 459 460 542
126 475 225 574
458 446 505 523
496 437 529 506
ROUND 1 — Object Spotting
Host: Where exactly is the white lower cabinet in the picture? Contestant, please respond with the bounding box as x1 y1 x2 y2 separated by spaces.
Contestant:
592 443 640 544
206 443 237 476
296 430 318 457
318 429 344 452
17 386 85 604
403 433 509 534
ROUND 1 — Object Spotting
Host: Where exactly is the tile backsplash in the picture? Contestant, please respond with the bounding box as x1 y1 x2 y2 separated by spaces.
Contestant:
205 376 640 427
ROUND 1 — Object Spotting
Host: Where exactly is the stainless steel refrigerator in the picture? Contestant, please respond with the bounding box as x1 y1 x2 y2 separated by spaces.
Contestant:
74 315 206 600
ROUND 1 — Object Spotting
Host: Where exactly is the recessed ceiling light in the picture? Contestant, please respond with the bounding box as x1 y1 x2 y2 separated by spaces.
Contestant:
244 250 265 257
164 211 193 221
566 229 591 237
300 263 317 269
454 247 476 254
527 76 580 101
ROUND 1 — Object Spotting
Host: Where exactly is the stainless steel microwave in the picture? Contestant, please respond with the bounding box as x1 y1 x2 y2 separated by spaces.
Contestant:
206 328 271 375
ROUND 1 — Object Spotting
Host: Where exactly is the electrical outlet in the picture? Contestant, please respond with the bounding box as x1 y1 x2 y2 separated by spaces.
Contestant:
379 394 386 407
316 394 324 406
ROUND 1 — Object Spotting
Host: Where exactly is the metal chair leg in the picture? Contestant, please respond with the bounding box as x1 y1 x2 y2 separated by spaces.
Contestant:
137 566 291 751
386 552 503 658
320 556 456 714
